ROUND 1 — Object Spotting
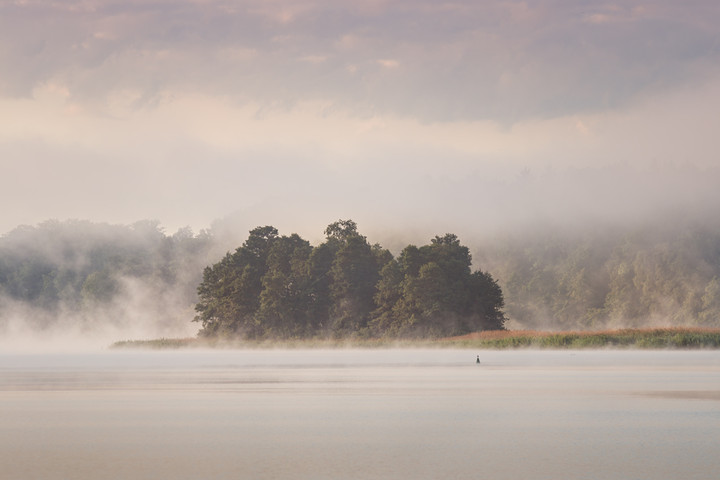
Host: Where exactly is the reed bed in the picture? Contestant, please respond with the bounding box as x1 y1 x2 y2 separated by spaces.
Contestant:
112 327 720 350
110 336 436 350
111 337 200 349
442 327 720 349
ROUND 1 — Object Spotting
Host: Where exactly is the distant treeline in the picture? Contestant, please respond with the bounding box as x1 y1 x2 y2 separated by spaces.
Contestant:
482 221 720 330
4 216 720 336
194 220 506 339
0 220 214 331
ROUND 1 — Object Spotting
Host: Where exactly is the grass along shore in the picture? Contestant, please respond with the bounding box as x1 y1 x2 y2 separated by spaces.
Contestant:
111 327 720 350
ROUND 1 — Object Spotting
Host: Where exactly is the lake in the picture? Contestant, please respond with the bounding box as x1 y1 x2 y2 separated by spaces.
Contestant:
1 349 719 479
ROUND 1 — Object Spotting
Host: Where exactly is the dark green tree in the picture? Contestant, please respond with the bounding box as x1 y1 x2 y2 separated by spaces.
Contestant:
194 226 278 337
315 220 384 337
328 233 380 336
257 234 313 338
305 241 336 333
372 234 506 337
371 259 404 335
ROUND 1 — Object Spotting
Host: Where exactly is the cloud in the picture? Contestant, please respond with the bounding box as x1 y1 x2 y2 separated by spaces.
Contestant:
299 54 328 64
2 0 720 237
2 68 720 238
377 59 399 68
2 0 719 122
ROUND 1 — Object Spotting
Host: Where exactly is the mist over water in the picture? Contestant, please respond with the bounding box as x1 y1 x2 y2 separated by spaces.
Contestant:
2 349 719 480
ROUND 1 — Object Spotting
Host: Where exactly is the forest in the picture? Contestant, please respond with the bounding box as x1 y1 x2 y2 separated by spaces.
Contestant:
0 219 214 335
193 220 506 339
479 220 720 330
2 215 720 338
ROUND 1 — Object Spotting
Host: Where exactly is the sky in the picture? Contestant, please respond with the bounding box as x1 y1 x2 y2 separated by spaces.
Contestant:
2 0 720 243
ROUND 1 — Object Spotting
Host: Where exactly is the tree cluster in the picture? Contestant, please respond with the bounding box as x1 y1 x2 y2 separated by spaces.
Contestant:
194 220 506 339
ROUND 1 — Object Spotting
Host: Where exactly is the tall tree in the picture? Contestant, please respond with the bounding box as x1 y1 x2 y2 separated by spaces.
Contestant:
194 226 278 337
328 233 380 336
257 234 313 338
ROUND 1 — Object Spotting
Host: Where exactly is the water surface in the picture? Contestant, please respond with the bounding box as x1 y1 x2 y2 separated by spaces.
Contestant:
1 349 719 479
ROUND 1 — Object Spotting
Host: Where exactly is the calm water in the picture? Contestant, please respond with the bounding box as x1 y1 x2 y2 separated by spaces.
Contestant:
1 349 719 480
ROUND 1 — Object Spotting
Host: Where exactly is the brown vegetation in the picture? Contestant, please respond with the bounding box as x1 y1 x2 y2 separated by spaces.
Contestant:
443 327 720 349
449 327 720 341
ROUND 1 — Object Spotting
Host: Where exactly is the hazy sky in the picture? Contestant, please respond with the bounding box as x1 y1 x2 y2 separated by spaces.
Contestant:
2 0 720 241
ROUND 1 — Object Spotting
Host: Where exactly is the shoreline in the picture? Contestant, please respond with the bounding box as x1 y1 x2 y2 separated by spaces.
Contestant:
110 327 720 350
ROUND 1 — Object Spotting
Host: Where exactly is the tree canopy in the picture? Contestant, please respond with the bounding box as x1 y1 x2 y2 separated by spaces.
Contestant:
194 221 506 339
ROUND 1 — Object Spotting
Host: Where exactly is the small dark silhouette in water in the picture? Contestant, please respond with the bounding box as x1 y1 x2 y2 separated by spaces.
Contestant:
476 355 480 364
